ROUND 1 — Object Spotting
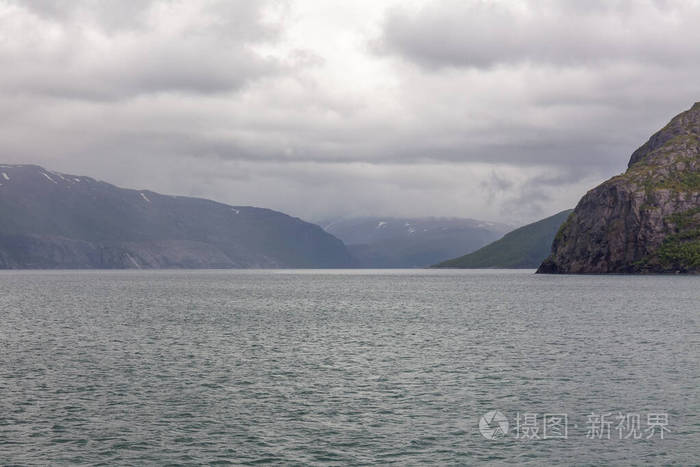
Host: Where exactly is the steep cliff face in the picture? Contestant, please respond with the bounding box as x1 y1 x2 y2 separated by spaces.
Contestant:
538 103 700 274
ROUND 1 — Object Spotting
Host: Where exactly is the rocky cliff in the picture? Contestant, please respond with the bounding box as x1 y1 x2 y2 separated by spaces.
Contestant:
0 165 353 269
538 103 700 274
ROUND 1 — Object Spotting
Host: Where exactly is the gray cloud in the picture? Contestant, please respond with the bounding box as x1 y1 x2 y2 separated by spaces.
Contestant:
0 0 283 99
379 0 700 69
0 0 699 226
13 0 158 29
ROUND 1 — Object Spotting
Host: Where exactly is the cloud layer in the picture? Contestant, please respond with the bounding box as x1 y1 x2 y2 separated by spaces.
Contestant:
381 0 700 69
1 0 699 224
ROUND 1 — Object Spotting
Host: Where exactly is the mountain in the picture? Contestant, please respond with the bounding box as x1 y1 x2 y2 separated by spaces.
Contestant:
432 210 573 269
0 164 353 269
321 217 510 267
538 103 700 273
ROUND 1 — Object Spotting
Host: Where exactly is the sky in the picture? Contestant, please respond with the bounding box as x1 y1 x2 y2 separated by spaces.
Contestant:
1 0 700 225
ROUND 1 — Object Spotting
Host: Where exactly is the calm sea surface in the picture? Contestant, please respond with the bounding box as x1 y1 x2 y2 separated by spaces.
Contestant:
0 270 698 465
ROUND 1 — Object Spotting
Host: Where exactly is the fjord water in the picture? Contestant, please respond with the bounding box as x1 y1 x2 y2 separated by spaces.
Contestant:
1 270 698 465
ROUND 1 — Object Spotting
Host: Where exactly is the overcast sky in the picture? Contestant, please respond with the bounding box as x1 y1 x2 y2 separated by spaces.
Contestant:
1 0 700 224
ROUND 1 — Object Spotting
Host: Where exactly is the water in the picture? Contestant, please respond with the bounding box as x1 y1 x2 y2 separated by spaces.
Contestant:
0 269 698 465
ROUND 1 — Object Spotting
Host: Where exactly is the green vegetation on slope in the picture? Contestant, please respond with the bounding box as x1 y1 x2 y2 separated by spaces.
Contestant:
657 232 700 270
433 210 573 268
635 207 700 272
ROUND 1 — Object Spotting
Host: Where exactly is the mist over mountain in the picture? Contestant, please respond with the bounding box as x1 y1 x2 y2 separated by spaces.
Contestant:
0 165 353 269
321 217 510 268
434 210 573 269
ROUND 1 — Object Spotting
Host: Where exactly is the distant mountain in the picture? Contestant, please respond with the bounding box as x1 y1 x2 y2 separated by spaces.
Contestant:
0 164 353 269
321 217 510 268
539 103 700 273
433 210 573 269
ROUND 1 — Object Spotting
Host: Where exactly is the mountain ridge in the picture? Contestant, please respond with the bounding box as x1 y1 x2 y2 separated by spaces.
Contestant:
0 164 353 269
433 209 573 269
322 216 510 267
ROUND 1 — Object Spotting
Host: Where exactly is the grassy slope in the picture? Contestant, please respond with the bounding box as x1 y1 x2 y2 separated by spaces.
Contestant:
627 132 700 272
433 210 573 268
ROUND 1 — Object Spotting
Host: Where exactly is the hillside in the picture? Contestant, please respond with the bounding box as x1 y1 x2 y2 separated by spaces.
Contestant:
322 217 509 267
538 103 700 273
0 164 353 269
433 210 573 269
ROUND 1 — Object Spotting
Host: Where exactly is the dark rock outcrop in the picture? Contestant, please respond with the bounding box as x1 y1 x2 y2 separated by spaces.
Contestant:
0 164 353 269
538 103 700 274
